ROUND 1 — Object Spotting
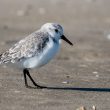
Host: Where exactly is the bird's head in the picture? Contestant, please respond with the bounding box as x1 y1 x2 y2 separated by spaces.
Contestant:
41 23 73 46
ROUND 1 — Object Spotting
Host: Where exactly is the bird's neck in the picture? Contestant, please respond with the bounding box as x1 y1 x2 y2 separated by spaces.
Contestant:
50 36 58 44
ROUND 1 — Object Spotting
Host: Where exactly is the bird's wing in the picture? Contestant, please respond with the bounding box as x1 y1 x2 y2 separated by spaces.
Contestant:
0 31 49 64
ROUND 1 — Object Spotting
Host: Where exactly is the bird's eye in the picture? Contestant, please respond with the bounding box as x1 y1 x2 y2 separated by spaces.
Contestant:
55 29 58 33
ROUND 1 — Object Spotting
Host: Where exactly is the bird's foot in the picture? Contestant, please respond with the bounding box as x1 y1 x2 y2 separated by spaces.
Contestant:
35 84 47 89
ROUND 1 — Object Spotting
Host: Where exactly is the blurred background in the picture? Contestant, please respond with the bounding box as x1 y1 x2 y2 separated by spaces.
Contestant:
0 0 110 59
0 0 110 110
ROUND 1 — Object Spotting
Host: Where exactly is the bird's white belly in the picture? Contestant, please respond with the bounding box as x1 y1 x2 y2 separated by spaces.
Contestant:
23 40 59 69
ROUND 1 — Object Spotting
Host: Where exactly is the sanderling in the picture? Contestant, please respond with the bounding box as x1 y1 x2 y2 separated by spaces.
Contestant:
0 23 73 89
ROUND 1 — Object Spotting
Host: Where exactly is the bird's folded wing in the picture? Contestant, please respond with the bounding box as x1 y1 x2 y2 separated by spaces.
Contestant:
0 31 49 64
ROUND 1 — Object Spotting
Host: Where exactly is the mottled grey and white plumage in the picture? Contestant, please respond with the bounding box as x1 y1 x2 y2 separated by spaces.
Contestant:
0 31 49 64
0 23 73 88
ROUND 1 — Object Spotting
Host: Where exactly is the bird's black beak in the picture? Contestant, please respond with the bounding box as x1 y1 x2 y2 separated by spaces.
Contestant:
61 35 73 46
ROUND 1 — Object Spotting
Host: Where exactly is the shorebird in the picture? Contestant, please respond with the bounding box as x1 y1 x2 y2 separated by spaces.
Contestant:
0 23 73 88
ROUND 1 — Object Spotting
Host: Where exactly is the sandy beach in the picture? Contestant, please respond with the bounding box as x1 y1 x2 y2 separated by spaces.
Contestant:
0 0 110 110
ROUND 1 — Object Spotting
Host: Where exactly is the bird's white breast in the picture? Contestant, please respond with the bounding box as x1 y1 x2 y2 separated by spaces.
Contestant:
23 38 60 69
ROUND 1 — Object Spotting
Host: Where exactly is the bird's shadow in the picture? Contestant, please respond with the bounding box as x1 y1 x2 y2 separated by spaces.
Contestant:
27 86 110 92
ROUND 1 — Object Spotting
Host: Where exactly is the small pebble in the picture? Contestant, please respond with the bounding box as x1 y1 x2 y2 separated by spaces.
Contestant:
96 74 99 78
93 71 98 74
92 105 96 110
76 106 86 110
66 75 70 78
107 34 110 40
62 81 69 84
14 90 21 93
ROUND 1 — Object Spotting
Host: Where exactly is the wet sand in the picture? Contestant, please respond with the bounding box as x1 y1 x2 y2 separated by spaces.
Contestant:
0 0 110 110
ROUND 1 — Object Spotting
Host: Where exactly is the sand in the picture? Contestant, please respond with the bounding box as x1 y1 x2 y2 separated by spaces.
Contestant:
0 0 110 110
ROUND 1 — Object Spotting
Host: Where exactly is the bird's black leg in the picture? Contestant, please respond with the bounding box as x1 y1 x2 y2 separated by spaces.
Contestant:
23 69 28 87
23 68 46 89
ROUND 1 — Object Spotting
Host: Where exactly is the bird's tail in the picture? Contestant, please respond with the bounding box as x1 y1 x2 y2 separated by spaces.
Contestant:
0 51 11 64
0 54 3 64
